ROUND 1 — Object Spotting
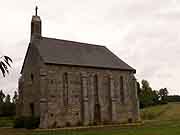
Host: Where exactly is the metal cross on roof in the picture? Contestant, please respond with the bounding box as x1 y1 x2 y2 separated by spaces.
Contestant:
35 6 38 16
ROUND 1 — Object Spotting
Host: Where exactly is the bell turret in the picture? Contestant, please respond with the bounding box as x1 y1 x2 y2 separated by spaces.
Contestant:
31 6 42 40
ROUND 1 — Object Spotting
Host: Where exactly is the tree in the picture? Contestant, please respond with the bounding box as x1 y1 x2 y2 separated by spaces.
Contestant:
159 88 168 103
139 80 152 108
12 91 18 104
3 94 16 116
138 80 160 108
138 79 169 108
0 90 5 115
167 95 180 102
137 81 141 96
152 90 160 105
141 80 151 91
5 94 11 103
0 55 12 77
0 90 5 103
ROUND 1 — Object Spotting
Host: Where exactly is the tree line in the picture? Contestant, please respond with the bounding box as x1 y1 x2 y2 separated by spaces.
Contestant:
166 95 180 102
137 80 169 108
0 90 18 116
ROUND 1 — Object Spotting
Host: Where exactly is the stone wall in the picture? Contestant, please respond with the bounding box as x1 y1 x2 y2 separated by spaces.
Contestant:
17 42 42 117
39 64 140 128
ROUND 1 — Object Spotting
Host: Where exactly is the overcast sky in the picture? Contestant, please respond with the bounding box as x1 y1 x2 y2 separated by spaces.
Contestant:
0 0 180 96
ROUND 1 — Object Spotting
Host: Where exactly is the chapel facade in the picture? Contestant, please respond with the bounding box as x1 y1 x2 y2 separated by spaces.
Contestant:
17 9 140 128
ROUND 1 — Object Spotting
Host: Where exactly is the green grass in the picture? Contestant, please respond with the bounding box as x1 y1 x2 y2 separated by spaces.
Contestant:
31 120 180 135
1 102 180 135
141 102 180 120
0 120 180 135
0 116 14 127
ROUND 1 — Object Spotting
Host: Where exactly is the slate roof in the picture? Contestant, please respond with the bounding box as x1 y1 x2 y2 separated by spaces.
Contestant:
37 37 136 72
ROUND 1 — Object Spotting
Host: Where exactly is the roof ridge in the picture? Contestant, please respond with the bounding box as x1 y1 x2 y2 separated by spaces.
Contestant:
42 36 106 48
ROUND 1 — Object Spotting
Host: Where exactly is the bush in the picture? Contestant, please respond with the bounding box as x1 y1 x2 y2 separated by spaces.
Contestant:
14 117 24 128
0 103 16 117
14 116 40 129
24 116 40 129
0 116 14 127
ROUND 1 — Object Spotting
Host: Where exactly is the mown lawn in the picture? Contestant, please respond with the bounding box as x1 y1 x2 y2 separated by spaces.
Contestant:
0 120 180 135
32 120 180 135
1 102 180 135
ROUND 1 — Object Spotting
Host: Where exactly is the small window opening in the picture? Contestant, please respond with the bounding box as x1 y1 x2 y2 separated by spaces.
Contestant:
51 80 53 84
120 76 125 104
31 73 34 82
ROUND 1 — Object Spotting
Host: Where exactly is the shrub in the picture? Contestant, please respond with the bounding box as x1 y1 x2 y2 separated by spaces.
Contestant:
14 116 40 129
24 116 40 129
14 117 25 128
0 116 14 127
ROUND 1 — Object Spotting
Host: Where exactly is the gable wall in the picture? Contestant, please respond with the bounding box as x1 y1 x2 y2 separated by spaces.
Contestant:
18 42 43 117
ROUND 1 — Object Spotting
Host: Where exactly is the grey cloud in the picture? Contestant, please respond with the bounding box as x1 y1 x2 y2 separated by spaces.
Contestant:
0 0 180 95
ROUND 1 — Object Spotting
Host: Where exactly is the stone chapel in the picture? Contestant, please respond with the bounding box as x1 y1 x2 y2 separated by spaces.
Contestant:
17 8 140 128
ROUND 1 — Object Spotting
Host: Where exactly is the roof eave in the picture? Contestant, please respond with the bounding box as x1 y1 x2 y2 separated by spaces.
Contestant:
44 62 136 73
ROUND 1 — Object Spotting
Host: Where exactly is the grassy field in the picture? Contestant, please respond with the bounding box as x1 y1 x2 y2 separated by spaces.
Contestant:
1 102 180 135
141 102 180 120
0 120 180 135
0 116 14 127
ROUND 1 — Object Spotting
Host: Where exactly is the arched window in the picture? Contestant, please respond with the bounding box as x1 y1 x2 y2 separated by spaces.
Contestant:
63 72 68 106
31 73 34 82
120 76 125 104
30 103 34 116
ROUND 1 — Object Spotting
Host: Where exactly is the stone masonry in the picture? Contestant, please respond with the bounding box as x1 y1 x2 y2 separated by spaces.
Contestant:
18 65 140 128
